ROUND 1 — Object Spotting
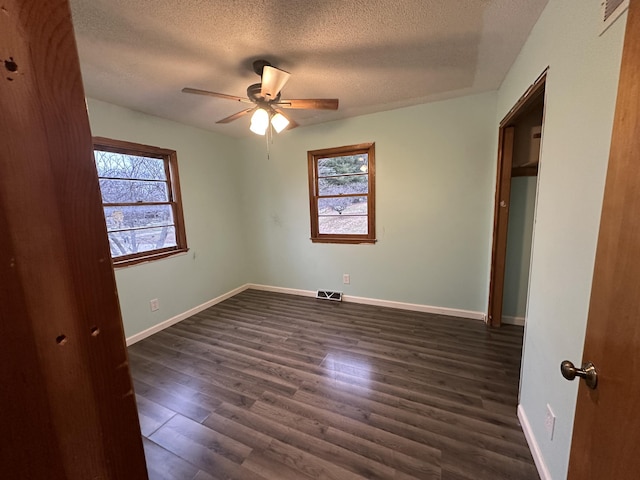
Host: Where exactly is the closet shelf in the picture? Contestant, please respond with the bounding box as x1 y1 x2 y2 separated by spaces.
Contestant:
512 163 538 177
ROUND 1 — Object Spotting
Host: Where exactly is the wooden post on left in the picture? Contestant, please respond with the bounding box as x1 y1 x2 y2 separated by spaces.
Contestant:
0 0 149 477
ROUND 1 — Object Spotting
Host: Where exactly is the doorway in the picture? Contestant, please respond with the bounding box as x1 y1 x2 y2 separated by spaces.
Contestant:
488 72 546 328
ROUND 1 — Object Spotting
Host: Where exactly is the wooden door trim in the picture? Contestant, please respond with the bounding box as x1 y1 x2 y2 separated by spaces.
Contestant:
488 72 547 327
501 69 548 127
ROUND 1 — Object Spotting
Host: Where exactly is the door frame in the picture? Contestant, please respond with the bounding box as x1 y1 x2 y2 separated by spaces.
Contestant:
0 0 148 476
487 72 547 327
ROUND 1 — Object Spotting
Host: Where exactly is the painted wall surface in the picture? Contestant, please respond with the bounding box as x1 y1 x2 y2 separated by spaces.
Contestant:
502 176 537 320
238 92 497 315
497 1 626 477
87 99 249 338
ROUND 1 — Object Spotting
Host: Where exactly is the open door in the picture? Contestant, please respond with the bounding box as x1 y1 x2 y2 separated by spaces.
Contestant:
488 127 515 327
488 73 545 327
566 1 640 477
0 0 148 477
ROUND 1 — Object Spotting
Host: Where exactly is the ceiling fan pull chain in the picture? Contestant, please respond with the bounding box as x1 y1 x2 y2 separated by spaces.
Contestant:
266 126 270 160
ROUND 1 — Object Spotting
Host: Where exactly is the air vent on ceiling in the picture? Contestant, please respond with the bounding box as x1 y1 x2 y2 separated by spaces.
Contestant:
600 0 629 35
316 290 343 302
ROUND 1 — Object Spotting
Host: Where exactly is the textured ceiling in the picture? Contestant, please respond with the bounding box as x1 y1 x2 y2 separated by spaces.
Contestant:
70 0 548 138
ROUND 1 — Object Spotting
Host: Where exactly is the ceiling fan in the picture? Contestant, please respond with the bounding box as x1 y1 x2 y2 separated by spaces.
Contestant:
182 60 339 135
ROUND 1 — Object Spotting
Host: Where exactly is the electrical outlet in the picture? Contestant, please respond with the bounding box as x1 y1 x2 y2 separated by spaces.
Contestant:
150 298 159 312
545 403 556 441
343 274 350 285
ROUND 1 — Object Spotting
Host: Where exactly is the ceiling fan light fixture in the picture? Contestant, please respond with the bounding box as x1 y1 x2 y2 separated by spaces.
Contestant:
270 112 290 133
250 108 269 135
181 60 339 136
261 66 291 99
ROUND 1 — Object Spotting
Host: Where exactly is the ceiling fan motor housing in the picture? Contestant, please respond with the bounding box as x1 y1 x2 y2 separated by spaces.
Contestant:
252 59 272 76
247 83 280 104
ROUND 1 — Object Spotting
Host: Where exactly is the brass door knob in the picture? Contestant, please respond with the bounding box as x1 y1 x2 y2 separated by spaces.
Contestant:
561 360 598 389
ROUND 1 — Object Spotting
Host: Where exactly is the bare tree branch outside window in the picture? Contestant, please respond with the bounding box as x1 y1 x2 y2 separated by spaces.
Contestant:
308 143 376 244
93 138 188 265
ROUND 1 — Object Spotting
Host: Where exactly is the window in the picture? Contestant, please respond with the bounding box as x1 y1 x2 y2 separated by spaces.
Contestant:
307 142 376 244
93 137 188 266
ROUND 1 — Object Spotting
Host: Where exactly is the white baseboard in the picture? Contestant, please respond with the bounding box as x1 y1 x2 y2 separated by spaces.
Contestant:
518 404 552 480
126 283 486 345
247 283 317 299
125 284 250 345
503 315 526 326
248 283 486 321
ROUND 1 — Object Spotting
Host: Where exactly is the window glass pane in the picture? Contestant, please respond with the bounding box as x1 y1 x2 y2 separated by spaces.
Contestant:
103 205 174 232
318 196 368 216
309 143 374 243
94 150 166 181
319 216 368 235
99 179 168 203
318 154 368 177
318 175 368 196
108 226 176 258
94 138 187 264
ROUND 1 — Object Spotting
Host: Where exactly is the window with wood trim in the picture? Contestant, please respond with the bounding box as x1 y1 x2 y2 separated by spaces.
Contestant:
308 143 376 244
93 137 188 266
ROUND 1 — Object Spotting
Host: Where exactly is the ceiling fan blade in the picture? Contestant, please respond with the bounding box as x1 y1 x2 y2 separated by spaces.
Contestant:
273 108 298 130
216 107 256 124
276 98 339 110
182 87 251 103
260 66 291 100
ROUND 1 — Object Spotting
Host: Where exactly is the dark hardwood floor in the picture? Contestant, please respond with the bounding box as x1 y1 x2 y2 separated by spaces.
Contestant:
128 289 538 480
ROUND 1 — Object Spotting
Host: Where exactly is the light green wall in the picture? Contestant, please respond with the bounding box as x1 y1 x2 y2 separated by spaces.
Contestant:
85 5 628 476
89 92 499 335
238 92 497 314
502 176 537 319
86 99 250 338
497 1 626 477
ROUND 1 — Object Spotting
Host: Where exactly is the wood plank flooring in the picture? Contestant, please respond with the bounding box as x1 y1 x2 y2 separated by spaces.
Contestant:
128 289 538 480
